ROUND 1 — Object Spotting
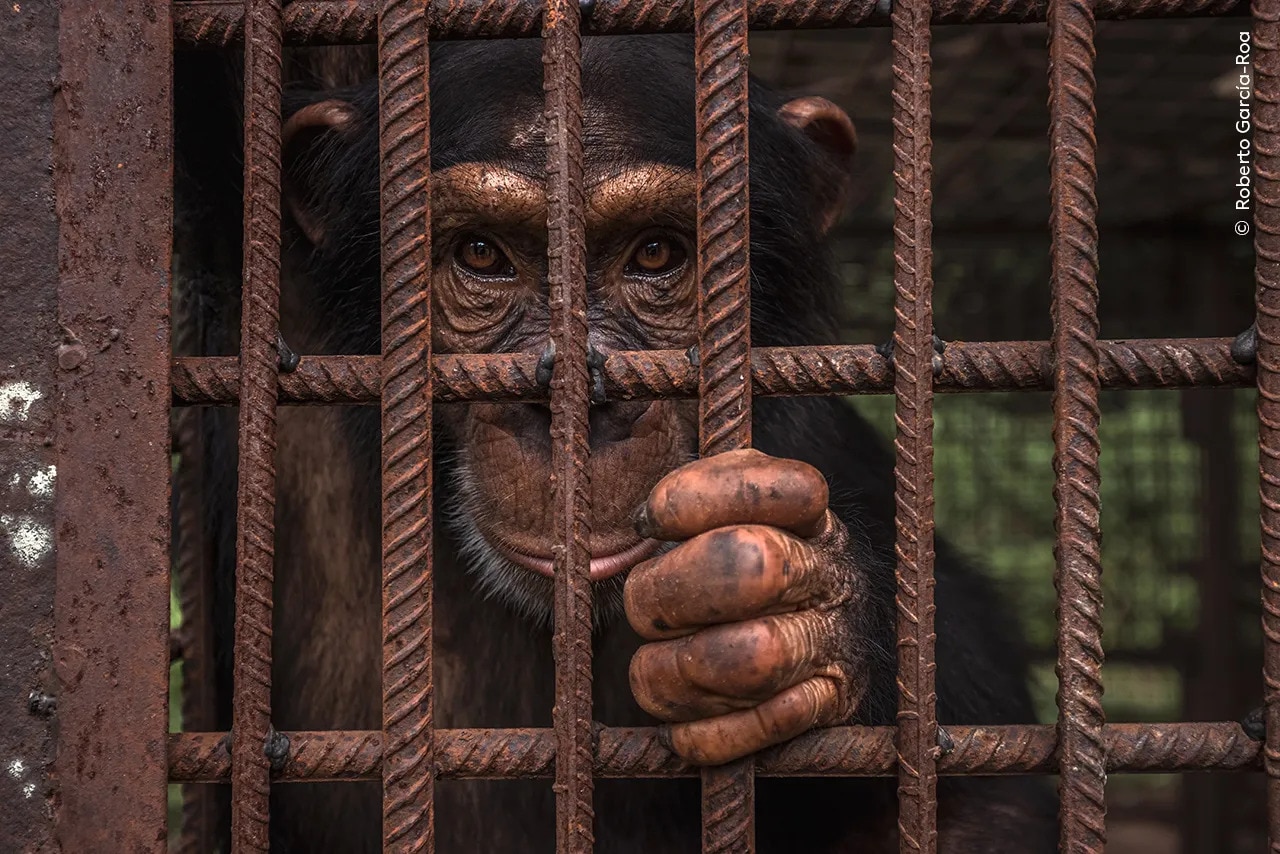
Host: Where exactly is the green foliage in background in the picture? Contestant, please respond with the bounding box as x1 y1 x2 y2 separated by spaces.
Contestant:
849 387 1261 724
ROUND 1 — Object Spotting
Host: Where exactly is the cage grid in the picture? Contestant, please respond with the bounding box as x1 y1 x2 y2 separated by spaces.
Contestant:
12 0 1280 852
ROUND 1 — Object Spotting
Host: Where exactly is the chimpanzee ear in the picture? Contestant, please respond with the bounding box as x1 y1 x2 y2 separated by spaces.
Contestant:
777 96 858 237
282 99 359 245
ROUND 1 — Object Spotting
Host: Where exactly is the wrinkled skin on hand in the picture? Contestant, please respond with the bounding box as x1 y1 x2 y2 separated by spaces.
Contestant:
624 448 869 765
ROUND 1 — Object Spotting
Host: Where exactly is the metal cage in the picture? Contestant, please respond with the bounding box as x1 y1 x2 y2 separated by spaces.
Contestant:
2 0 1276 852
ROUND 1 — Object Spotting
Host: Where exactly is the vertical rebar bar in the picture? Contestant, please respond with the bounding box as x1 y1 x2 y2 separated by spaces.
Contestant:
230 0 285 849
888 0 938 846
378 0 435 849
1254 1 1280 849
694 0 755 850
1047 0 1106 848
542 1 595 850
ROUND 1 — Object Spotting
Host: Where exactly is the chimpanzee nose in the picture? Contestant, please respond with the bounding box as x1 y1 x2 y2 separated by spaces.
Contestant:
535 339 650 445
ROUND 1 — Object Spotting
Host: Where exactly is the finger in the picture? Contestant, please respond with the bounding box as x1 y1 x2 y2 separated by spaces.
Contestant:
637 448 829 541
629 611 837 722
624 525 833 641
665 676 842 766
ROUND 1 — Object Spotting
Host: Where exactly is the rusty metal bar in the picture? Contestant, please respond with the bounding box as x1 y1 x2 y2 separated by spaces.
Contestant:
50 0 174 849
1255 0 1280 848
694 0 755 848
543 1 595 850
378 0 435 848
1047 0 1106 848
171 0 1247 49
0 1 58 849
889 0 937 843
167 721 1266 782
170 338 1255 405
229 0 285 849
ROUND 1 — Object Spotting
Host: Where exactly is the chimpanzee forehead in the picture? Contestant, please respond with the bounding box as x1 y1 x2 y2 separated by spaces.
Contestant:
427 35 698 174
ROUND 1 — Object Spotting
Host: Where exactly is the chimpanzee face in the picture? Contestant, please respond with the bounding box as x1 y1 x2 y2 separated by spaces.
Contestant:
282 36 855 627
431 154 703 627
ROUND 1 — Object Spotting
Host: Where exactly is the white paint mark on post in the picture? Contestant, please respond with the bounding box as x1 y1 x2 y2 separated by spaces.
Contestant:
28 465 54 498
0 381 42 423
0 515 52 568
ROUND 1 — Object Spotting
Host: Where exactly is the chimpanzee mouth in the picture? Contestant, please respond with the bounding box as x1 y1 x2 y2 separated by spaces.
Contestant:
489 536 661 581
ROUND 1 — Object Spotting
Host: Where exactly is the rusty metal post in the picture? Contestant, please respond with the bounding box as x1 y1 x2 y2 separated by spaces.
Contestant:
230 0 286 849
693 0 755 850
1047 0 1107 848
888 0 938 845
378 0 436 849
50 1 174 850
1255 0 1280 850
543 1 595 850
0 1 58 850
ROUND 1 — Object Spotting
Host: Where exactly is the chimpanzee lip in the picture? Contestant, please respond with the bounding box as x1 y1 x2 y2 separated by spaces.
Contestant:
491 536 661 581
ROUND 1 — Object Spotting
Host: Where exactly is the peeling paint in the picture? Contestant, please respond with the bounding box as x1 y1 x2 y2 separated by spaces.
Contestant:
0 515 52 568
21 783 35 799
6 464 55 500
28 465 54 498
0 381 42 423
7 758 25 779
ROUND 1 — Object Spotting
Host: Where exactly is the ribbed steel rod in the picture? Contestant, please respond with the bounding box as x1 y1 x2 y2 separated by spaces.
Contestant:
377 0 436 846
1046 0 1107 846
693 0 756 848
228 0 286 849
167 721 1265 782
888 0 938 842
542 1 595 849
172 0 1247 49
171 338 1253 406
1252 0 1280 848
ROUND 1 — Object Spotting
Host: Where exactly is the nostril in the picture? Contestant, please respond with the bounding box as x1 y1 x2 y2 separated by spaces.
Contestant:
588 400 652 447
587 344 608 404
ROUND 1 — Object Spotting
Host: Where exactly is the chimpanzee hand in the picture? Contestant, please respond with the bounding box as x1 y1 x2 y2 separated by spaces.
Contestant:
624 448 867 766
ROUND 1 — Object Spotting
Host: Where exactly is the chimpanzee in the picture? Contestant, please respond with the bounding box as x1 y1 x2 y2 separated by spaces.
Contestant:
177 34 1057 853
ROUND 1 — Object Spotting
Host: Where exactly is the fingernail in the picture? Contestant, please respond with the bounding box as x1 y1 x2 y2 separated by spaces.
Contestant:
656 725 675 754
633 502 655 539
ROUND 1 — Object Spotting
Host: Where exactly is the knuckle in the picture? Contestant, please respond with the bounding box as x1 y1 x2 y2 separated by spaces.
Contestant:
817 659 861 721
800 678 838 725
807 540 859 609
809 509 850 553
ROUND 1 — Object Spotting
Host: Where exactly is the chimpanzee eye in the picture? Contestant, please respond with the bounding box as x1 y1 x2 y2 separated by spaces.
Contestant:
625 234 688 278
455 234 516 278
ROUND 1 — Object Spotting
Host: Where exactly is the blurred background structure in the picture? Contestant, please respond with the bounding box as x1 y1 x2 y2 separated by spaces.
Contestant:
749 19 1260 853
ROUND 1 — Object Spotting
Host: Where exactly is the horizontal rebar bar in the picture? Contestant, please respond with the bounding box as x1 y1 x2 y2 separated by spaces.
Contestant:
172 0 1246 49
171 339 1251 405
168 721 1262 782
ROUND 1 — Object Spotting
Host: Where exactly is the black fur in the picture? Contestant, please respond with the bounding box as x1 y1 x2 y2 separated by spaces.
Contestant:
178 35 1057 853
